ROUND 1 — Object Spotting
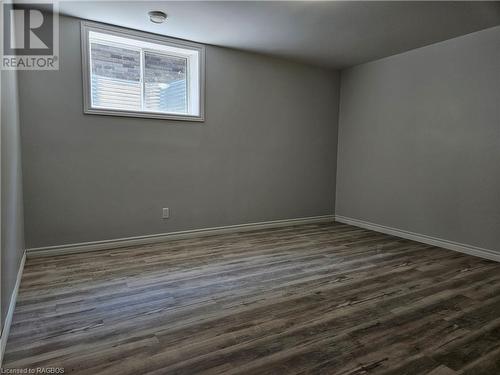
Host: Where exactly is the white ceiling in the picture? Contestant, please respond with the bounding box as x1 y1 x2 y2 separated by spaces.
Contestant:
55 1 500 68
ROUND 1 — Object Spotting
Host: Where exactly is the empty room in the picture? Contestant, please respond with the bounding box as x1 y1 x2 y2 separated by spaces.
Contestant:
1 0 500 373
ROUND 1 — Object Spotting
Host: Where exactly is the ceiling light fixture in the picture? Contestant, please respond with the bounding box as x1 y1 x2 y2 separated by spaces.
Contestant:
148 11 167 24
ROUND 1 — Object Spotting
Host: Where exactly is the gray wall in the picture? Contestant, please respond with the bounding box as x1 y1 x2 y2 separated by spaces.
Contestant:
1 69 25 330
19 15 340 249
336 26 500 252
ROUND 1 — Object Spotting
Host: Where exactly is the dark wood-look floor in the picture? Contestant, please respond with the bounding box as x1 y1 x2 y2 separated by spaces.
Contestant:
4 223 500 374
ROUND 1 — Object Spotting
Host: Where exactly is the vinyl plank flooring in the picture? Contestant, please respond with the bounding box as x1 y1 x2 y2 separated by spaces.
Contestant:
4 222 500 374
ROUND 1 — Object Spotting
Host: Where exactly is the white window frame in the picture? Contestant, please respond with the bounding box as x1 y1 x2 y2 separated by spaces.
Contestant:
81 21 205 122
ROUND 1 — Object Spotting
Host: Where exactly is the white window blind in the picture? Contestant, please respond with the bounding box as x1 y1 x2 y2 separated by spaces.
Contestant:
90 42 142 111
143 51 188 114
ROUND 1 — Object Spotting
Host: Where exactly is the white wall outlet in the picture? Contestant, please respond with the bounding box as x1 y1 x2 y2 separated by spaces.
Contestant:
162 207 170 219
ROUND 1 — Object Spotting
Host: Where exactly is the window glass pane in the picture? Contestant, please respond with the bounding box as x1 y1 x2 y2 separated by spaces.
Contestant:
144 52 188 114
90 42 142 111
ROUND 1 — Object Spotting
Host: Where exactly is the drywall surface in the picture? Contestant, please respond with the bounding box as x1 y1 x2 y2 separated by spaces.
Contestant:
336 26 500 252
19 15 340 248
1 69 25 329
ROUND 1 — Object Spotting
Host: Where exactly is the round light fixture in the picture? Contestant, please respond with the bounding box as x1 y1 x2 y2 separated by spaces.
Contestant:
148 11 167 24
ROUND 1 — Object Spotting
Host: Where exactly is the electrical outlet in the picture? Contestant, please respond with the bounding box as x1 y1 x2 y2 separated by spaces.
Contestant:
162 207 170 219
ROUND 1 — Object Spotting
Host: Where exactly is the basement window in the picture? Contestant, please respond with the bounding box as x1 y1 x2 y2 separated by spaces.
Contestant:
81 21 205 121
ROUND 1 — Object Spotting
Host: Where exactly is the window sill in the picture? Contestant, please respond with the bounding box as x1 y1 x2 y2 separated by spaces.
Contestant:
83 107 205 122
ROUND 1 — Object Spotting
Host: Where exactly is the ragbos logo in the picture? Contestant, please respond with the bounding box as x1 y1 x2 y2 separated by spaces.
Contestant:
1 0 59 70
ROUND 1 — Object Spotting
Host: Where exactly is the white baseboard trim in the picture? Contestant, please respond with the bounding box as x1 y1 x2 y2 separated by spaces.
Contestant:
335 215 500 263
27 215 335 257
0 250 26 366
